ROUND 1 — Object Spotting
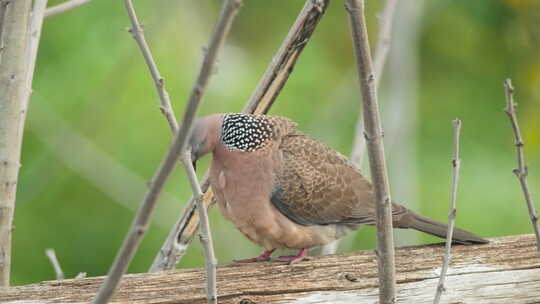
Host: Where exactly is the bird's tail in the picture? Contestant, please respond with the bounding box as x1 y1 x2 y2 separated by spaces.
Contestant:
394 209 488 244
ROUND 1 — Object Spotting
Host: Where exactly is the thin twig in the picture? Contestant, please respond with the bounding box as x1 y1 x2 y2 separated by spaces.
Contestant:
124 0 178 133
150 0 330 272
325 0 398 255
503 79 540 251
0 0 33 287
92 1 241 303
350 0 397 169
345 1 396 303
433 119 462 304
44 0 90 17
121 0 195 272
122 1 218 299
182 152 217 303
45 248 65 280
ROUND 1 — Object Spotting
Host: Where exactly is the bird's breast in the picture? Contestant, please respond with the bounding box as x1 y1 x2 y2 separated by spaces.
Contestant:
209 147 346 250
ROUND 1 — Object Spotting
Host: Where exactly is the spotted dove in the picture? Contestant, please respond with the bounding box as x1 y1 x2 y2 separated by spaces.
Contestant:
189 113 487 264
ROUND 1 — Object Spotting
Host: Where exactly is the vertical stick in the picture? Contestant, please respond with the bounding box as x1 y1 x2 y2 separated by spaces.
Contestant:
503 79 540 251
345 0 396 303
324 0 399 256
433 119 462 304
181 153 217 303
0 0 32 287
92 1 241 303
0 0 46 285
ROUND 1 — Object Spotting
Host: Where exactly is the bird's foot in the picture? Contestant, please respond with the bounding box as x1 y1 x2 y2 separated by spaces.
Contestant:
233 249 276 263
273 248 310 265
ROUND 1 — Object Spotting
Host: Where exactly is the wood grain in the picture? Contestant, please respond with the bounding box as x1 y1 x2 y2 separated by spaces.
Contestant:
2 234 539 303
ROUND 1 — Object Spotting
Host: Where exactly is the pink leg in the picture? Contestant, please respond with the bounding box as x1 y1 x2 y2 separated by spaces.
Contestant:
233 249 276 263
273 248 310 264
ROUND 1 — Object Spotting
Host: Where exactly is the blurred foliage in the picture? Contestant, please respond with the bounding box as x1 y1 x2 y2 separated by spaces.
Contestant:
12 0 540 285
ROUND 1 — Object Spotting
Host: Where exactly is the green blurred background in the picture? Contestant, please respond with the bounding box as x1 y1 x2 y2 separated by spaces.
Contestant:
12 0 540 285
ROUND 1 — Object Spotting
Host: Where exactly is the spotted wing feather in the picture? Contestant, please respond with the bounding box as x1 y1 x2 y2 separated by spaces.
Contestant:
271 131 378 226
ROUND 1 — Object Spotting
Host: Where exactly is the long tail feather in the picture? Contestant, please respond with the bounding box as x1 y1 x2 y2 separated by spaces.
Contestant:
395 210 488 244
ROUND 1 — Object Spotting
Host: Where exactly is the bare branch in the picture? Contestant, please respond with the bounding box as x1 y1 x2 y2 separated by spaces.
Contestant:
434 119 462 304
503 79 540 251
45 248 65 280
150 0 330 272
122 1 220 299
243 0 329 114
0 0 46 284
44 0 90 18
340 0 403 261
124 0 178 133
92 1 242 303
121 0 200 272
181 152 217 303
345 0 396 303
0 0 33 287
350 0 397 169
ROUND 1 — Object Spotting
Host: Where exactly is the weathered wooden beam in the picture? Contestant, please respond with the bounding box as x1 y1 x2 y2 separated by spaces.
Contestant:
1 234 539 303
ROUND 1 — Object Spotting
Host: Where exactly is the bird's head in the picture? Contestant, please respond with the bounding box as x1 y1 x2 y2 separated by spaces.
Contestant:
188 114 223 170
189 113 279 169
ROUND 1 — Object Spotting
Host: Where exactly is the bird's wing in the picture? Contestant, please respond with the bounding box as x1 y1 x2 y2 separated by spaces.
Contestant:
271 131 379 226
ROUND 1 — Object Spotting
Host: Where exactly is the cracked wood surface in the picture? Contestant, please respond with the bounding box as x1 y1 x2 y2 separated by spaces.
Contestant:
1 234 539 303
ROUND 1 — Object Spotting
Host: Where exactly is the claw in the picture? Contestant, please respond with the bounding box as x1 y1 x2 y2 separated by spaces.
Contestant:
233 249 275 263
273 248 310 264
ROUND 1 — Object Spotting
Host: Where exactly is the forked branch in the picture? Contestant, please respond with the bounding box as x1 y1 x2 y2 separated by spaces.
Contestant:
503 79 540 251
121 0 226 302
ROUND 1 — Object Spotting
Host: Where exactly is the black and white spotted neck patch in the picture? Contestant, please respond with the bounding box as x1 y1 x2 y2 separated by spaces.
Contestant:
220 113 273 152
